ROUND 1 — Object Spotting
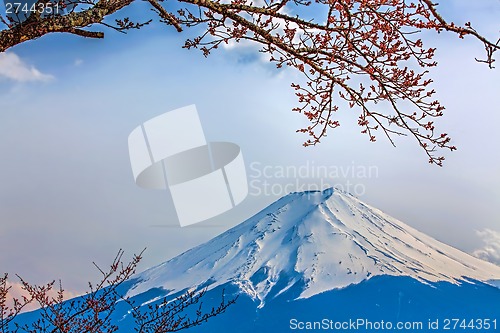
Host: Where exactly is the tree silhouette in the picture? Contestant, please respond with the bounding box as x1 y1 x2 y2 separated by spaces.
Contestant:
0 250 235 333
0 0 498 165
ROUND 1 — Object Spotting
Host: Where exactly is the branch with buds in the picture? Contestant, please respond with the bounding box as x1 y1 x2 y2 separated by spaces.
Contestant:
0 0 497 166
0 250 234 333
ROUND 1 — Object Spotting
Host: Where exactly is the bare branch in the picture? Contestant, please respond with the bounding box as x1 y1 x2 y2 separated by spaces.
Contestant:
0 0 497 165
147 0 183 32
2 249 233 333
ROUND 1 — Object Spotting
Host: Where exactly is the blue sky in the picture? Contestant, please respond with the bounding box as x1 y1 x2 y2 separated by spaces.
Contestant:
0 1 499 296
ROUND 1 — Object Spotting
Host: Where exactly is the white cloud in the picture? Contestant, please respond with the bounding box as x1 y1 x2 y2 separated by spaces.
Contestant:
472 229 500 265
0 52 53 82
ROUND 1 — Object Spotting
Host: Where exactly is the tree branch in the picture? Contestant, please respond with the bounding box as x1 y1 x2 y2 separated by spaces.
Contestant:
0 0 497 165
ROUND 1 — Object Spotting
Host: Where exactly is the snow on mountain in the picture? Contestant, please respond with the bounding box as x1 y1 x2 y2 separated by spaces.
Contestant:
127 188 500 307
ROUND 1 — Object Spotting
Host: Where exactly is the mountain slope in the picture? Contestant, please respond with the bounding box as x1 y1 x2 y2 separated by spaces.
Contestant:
127 188 500 306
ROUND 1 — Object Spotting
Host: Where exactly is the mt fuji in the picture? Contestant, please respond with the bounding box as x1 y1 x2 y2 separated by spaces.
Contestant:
18 188 500 332
131 188 499 298
119 188 500 332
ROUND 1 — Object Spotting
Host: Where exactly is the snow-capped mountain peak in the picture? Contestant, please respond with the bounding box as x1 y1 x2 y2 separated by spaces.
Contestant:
128 188 500 306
